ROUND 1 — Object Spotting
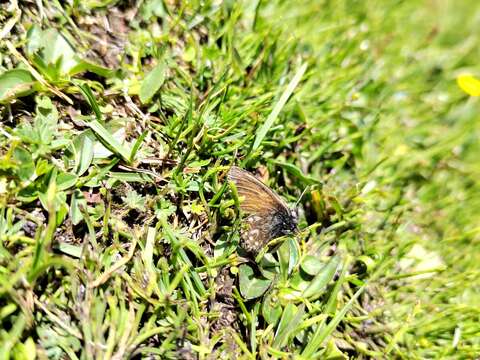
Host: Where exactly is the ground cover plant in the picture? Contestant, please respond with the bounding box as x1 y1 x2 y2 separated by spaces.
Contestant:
0 0 479 359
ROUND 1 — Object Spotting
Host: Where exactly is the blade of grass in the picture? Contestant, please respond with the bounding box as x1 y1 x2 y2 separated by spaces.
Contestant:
251 63 307 152
272 303 305 349
302 286 365 357
129 129 148 163
77 82 102 122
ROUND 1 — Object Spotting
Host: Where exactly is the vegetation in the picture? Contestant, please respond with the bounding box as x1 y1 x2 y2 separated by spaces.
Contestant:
0 0 479 358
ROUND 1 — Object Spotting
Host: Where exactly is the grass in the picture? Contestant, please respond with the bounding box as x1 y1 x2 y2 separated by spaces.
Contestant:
0 0 479 359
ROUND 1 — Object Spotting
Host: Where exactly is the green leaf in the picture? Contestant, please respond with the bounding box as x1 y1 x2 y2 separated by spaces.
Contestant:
55 242 82 259
301 255 325 276
38 190 68 225
69 60 113 77
324 258 351 315
130 130 148 163
35 96 59 143
81 159 119 187
0 69 37 103
278 238 299 280
16 96 59 153
73 131 94 176
88 120 131 163
239 263 272 300
13 147 35 182
77 83 102 122
290 271 311 292
323 339 348 359
287 239 300 274
258 254 280 280
12 337 37 360
139 61 166 104
140 0 168 20
56 172 78 191
70 190 87 226
122 190 146 211
26 26 111 78
273 303 305 349
269 159 320 185
262 291 282 325
107 171 154 184
27 26 78 75
252 63 307 151
303 256 340 299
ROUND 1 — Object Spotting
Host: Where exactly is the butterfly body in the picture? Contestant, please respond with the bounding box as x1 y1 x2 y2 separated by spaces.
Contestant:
228 166 298 254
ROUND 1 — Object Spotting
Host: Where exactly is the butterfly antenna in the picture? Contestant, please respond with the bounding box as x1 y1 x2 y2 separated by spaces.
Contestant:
295 186 310 208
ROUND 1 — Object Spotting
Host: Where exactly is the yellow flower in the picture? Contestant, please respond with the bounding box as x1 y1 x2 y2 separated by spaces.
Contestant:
457 74 480 96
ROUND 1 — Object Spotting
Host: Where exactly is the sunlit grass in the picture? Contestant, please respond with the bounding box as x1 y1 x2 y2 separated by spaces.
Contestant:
0 0 479 358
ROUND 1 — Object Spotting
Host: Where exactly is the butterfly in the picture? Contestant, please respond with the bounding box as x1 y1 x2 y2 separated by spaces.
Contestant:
227 166 298 254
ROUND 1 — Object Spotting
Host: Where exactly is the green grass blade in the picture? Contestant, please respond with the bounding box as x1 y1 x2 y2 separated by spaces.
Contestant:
252 63 307 152
302 286 365 357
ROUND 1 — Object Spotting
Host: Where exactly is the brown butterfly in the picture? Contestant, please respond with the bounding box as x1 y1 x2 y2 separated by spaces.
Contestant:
227 166 298 254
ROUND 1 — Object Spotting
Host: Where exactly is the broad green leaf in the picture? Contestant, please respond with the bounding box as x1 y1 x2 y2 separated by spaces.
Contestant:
278 238 299 280
0 69 37 103
12 337 37 360
140 0 168 20
213 233 238 258
139 62 166 104
16 96 59 154
82 159 119 187
55 242 82 258
56 172 78 191
73 131 94 176
35 159 53 178
27 26 78 75
35 96 59 144
239 263 272 300
262 291 282 325
13 147 35 182
301 255 325 276
70 190 87 225
26 26 111 78
303 256 340 299
287 239 300 274
258 253 280 280
39 190 68 225
290 271 311 292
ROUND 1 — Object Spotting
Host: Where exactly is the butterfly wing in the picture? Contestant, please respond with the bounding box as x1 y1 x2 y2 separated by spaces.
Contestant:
228 166 296 254
240 214 275 254
227 166 289 215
